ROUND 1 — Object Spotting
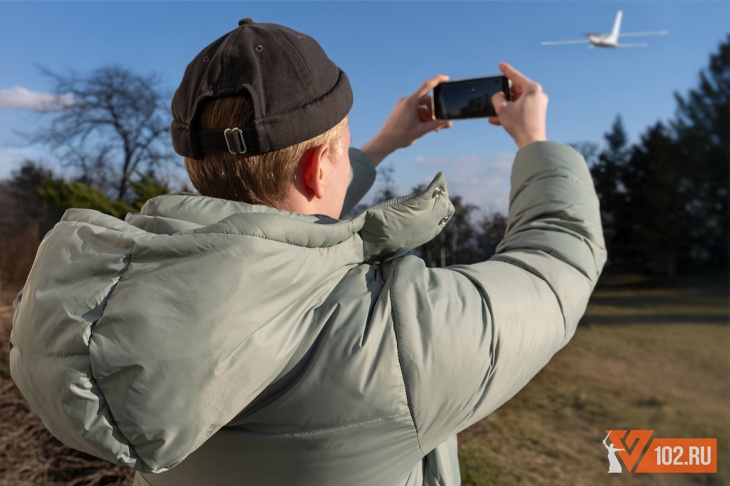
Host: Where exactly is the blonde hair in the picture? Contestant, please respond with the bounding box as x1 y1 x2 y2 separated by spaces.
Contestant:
184 95 347 208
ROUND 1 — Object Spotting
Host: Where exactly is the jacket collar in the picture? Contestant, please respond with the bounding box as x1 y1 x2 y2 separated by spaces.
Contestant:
128 173 454 263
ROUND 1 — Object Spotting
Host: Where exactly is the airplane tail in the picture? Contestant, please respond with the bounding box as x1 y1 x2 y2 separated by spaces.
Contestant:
610 10 623 42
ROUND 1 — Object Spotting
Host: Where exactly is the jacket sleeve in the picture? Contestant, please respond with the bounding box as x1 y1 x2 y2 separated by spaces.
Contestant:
386 141 606 454
340 148 377 217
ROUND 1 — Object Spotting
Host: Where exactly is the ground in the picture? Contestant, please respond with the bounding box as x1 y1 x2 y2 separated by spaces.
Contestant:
458 274 729 485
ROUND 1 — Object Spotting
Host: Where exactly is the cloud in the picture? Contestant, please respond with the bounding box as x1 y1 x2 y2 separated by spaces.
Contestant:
413 152 515 214
0 86 74 111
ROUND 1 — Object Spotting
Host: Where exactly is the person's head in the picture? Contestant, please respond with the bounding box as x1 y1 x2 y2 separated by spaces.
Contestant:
184 96 351 216
170 18 353 217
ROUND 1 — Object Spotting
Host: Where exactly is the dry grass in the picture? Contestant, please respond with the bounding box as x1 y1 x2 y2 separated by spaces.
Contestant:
458 275 730 485
0 226 41 298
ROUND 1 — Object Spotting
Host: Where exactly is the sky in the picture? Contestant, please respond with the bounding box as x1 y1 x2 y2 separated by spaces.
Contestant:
0 0 728 215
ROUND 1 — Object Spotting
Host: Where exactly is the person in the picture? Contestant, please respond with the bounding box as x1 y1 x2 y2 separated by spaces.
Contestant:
9 18 606 486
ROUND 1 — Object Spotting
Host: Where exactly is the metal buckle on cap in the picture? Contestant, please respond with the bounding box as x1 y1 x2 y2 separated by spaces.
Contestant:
224 128 247 155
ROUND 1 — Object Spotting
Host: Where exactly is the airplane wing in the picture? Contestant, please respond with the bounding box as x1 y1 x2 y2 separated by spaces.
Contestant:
614 43 648 48
619 31 669 37
541 40 590 45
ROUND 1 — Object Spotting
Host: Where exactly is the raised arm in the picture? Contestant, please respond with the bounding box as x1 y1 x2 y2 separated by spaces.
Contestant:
360 75 452 167
342 75 454 215
384 64 606 454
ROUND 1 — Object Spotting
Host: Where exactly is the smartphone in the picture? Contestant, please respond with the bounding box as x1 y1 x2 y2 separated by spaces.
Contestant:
432 75 511 120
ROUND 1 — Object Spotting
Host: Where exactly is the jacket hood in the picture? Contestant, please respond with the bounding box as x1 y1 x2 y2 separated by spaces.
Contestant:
127 171 453 263
9 173 453 473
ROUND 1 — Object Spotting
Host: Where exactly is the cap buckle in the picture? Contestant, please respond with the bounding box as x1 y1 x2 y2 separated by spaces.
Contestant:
224 128 247 155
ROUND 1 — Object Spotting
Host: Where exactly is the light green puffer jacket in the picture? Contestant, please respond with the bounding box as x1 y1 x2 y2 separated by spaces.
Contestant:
10 142 605 486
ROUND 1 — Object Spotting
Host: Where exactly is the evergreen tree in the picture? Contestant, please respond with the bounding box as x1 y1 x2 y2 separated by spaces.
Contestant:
590 115 634 268
38 177 136 220
2 162 171 229
591 36 729 274
670 34 730 271
623 122 684 274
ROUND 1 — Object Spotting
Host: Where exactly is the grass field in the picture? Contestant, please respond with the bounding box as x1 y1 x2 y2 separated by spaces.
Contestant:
1 275 728 485
458 275 730 485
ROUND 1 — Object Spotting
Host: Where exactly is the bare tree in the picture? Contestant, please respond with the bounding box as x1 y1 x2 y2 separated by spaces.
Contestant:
37 65 173 201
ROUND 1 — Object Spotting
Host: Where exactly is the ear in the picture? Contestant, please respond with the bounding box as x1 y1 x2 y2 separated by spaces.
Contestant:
300 143 330 200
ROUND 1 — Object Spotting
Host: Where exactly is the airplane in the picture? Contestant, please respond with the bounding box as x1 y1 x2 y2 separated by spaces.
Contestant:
542 11 668 48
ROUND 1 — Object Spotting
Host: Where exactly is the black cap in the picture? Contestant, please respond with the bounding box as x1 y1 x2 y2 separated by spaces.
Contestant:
171 18 353 159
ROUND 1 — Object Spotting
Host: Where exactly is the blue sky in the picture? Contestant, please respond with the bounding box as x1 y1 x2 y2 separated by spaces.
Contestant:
1 1 728 214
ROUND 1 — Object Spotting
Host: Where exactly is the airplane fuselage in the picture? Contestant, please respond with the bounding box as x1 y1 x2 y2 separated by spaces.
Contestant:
587 33 618 48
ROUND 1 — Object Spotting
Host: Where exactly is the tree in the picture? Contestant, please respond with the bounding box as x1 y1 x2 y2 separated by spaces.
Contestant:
670 34 730 271
37 65 173 201
623 122 684 274
591 116 631 201
588 36 729 275
0 162 56 291
475 212 508 261
0 161 55 232
2 161 172 232
589 116 637 269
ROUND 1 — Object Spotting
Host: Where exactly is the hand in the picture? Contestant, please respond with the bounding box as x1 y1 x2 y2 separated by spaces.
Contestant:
489 62 548 149
361 75 453 166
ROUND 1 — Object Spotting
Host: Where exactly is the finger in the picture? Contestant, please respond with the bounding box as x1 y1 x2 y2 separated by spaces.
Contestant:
416 93 432 107
412 74 449 100
417 105 432 123
499 62 532 88
424 118 452 133
488 117 502 126
491 91 509 113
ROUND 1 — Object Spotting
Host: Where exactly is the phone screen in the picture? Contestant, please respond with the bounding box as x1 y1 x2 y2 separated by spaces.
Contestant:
432 75 510 120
